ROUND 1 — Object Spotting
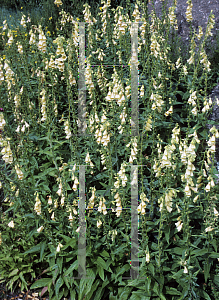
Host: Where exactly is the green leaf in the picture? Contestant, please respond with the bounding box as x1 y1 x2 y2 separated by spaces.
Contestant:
209 252 219 258
166 287 182 295
8 269 19 278
171 269 184 280
97 265 104 281
63 275 70 289
191 248 208 257
112 244 127 255
164 225 170 244
96 256 107 270
84 269 96 295
19 272 28 286
55 276 64 299
213 275 219 286
57 257 63 274
85 279 100 299
30 278 52 289
58 233 72 244
63 260 78 277
119 287 133 299
202 291 211 300
78 277 87 300
148 263 155 276
93 286 104 300
173 247 184 255
100 250 110 258
115 264 130 280
153 281 159 295
40 241 47 262
23 244 41 255
70 289 76 299
28 134 39 142
129 292 142 300
38 150 54 157
30 156 38 168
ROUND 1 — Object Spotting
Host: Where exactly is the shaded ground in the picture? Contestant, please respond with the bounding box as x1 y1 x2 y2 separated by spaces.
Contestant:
0 282 50 300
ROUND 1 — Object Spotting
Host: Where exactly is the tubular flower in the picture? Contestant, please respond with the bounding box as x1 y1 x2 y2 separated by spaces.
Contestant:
196 26 203 40
39 88 47 122
51 212 55 220
205 226 213 233
37 27 47 53
85 151 94 169
37 226 44 233
144 115 153 131
185 0 193 22
175 217 183 232
15 164 23 180
29 29 36 45
4 60 14 78
56 243 63 252
0 61 4 84
146 250 150 263
20 15 26 28
176 57 181 69
213 207 219 217
150 34 160 58
64 120 72 139
150 92 164 113
137 192 149 215
48 196 53 205
87 187 96 209
131 168 138 186
1 140 13 164
3 20 8 31
69 212 74 222
0 112 6 130
7 29 14 46
72 177 79 191
97 220 102 228
109 230 117 242
137 200 146 215
8 220 14 228
98 197 107 215
168 6 177 27
128 137 138 163
113 192 123 217
54 0 63 7
57 180 63 196
205 11 215 39
34 192 41 215
117 163 128 187
60 195 65 206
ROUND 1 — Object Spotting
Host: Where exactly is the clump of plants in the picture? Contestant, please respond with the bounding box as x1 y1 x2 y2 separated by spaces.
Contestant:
0 0 219 299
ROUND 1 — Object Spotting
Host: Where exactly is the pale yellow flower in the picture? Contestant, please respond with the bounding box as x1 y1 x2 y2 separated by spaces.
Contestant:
8 220 14 228
37 226 44 233
56 243 63 252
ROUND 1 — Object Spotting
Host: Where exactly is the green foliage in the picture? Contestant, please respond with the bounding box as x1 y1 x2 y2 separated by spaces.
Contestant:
0 0 219 299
